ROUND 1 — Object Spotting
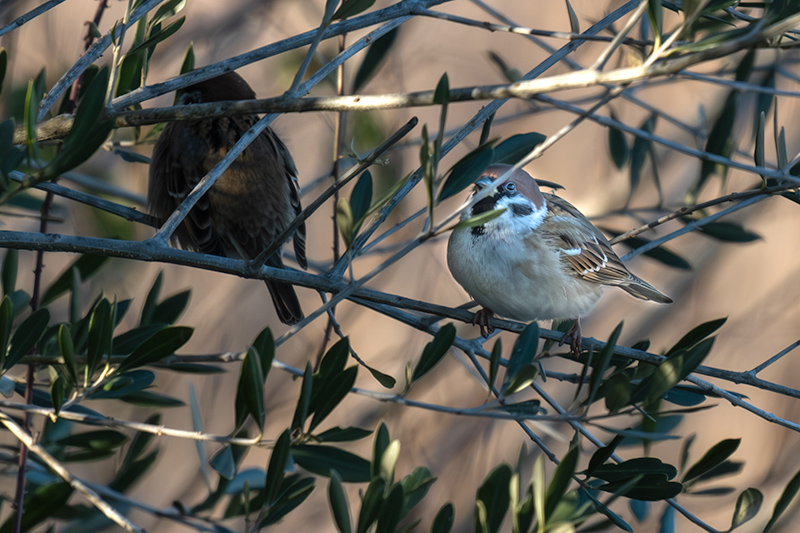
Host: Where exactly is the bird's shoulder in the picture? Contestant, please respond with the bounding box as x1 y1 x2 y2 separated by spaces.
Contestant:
537 193 633 284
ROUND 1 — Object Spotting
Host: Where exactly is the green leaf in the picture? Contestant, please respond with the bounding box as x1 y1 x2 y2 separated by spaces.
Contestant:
433 73 450 164
333 0 376 20
315 426 373 443
260 476 316 527
365 364 396 388
350 170 373 232
667 318 726 355
545 445 578 519
41 254 108 306
499 399 541 417
437 142 493 202
119 389 184 407
488 338 502 392
411 323 455 383
692 221 760 242
0 482 72 533
730 488 762 529
127 17 185 56
149 0 186 30
140 272 163 326
150 289 191 325
695 91 737 198
451 207 507 231
189 384 211 489
0 296 13 369
532 456 545 531
612 232 691 270
2 249 16 295
6 308 50 369
647 0 663 48
477 464 511 533
88 370 154 399
50 375 65 414
0 120 24 186
329 470 352 533
292 444 371 482
586 322 623 407
265 429 291 504
400 466 436 516
683 438 740 484
0 48 6 95
431 503 454 533
629 114 656 201
501 322 539 393
754 110 766 179
252 326 275 381
112 324 165 355
644 337 714 404
501 364 538 397
210 444 236 480
237 347 266 431
87 298 113 377
592 458 677 482
180 42 194 76
353 28 398 92
375 483 404 533
602 373 632 413
59 429 127 451
587 435 624 477
356 478 385 533
310 366 357 432
116 326 193 374
43 68 113 180
23 76 41 161
490 132 547 166
608 111 629 169
336 198 355 248
597 475 682 501
291 362 313 431
372 422 390 479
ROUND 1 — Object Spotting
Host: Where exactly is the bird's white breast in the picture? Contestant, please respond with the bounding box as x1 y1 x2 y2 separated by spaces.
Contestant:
447 210 602 321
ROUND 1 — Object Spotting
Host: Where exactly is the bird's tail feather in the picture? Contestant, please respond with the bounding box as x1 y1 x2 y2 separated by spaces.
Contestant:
621 277 673 304
265 280 304 325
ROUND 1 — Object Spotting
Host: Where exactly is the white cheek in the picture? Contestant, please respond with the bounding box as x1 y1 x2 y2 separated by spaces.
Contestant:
486 199 545 237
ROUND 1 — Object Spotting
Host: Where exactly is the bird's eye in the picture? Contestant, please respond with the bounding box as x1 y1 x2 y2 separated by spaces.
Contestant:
504 182 517 193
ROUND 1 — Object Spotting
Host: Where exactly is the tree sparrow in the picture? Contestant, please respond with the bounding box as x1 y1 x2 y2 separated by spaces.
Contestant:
148 71 307 325
446 164 671 352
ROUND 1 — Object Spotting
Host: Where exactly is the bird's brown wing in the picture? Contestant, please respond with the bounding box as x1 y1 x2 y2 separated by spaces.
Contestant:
542 194 672 303
148 121 225 256
264 128 307 270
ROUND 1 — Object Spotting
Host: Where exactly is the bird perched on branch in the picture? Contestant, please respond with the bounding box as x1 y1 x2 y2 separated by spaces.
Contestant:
447 164 671 353
148 71 306 325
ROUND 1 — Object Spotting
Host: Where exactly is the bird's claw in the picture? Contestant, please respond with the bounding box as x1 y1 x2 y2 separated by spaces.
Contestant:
558 319 582 357
472 308 495 338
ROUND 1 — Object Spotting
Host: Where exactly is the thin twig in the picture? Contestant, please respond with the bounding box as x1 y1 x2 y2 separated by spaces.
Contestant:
0 411 146 533
608 184 796 244
0 0 69 38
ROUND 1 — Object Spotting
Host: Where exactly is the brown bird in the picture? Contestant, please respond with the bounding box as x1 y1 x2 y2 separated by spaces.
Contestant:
148 71 306 325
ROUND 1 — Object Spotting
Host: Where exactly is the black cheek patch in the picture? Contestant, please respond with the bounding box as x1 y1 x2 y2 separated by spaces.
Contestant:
509 203 534 217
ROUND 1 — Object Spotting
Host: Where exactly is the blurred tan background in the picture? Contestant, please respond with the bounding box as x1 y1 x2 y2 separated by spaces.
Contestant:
2 0 800 531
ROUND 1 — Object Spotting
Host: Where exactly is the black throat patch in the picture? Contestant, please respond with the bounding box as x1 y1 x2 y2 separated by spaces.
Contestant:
509 203 534 217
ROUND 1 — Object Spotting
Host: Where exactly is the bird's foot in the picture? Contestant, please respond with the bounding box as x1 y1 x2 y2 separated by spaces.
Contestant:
472 308 495 338
558 319 582 357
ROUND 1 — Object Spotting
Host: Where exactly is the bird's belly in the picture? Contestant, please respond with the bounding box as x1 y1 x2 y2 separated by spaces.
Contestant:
447 229 602 321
